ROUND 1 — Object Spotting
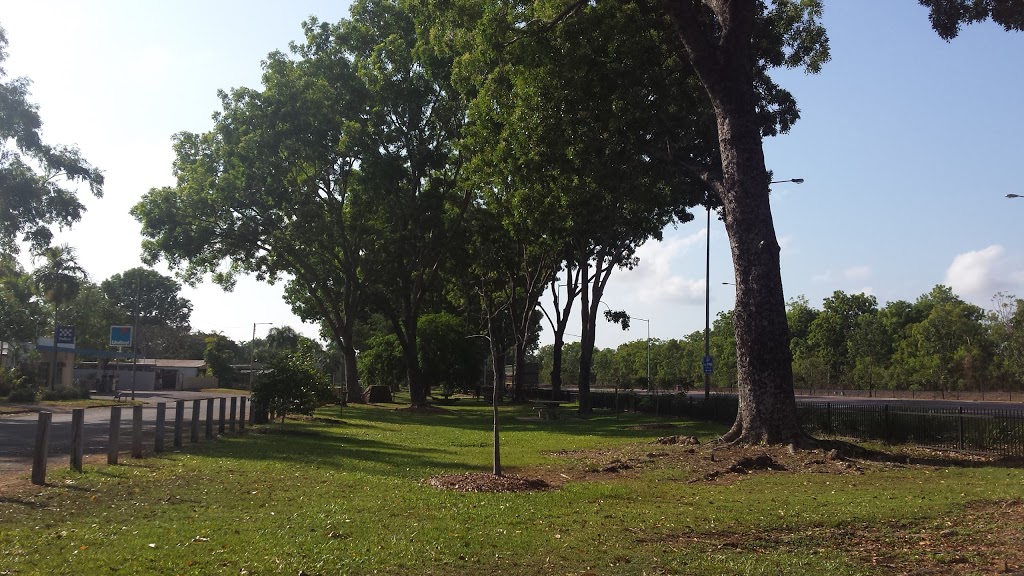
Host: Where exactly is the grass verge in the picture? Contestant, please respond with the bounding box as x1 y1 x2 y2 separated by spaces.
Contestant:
1 400 1021 575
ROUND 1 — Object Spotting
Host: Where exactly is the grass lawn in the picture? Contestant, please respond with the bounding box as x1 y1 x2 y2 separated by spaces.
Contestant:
1 399 1022 575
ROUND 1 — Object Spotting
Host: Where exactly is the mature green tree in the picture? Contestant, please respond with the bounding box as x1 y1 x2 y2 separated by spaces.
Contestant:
0 26 104 254
100 267 192 330
133 17 370 403
343 0 472 408
988 292 1024 390
0 255 42 347
418 312 483 398
655 0 1014 443
203 334 239 387
453 0 708 414
806 291 878 387
31 244 88 388
61 282 124 351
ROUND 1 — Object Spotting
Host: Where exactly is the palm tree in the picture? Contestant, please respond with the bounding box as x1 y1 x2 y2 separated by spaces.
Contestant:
32 244 88 389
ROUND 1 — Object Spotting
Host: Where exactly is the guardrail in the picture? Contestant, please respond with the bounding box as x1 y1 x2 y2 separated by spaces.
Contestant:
31 397 247 485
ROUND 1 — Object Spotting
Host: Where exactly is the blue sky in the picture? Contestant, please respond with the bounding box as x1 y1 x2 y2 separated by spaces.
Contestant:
3 1 1022 349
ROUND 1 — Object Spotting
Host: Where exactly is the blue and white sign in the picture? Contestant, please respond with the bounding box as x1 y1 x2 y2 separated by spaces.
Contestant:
702 355 714 375
110 326 133 347
56 325 76 345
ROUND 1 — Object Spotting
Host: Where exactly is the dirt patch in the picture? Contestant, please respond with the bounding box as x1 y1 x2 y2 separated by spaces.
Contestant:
425 472 551 493
652 498 1024 575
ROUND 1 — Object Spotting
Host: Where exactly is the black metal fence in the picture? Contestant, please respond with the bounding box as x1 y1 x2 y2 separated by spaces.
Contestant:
587 391 1024 457
797 402 1024 457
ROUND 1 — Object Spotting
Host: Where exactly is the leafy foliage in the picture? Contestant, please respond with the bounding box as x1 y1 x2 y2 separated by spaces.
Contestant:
251 347 332 422
0 26 104 254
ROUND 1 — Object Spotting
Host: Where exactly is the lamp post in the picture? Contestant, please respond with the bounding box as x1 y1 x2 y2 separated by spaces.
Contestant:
249 322 272 390
1008 194 1022 199
704 178 803 400
629 317 651 389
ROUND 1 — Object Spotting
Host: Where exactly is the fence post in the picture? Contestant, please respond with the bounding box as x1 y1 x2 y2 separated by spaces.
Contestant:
230 397 237 432
70 408 84 472
132 405 144 458
883 404 890 443
191 399 201 443
174 400 184 448
108 406 122 465
155 403 166 453
219 397 227 434
239 397 247 431
206 398 215 439
31 411 52 485
958 406 965 450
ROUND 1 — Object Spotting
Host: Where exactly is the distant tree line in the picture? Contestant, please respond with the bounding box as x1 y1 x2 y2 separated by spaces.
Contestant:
538 286 1024 395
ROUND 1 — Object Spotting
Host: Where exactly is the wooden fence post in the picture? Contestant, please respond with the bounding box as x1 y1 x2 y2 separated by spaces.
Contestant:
108 406 122 465
206 398 215 439
31 411 52 485
230 397 237 432
239 397 247 431
219 397 227 434
132 405 144 458
174 400 184 448
155 403 166 453
70 408 84 472
190 399 200 443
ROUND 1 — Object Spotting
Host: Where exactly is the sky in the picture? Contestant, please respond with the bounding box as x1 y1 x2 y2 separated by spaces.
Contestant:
3 1 1023 351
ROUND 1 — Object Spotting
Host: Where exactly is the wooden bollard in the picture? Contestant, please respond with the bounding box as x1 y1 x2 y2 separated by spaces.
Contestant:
132 405 143 458
190 399 200 443
70 408 84 472
219 397 226 434
174 400 184 448
229 397 237 432
205 398 214 439
31 411 52 485
239 397 247 431
108 406 122 465
155 403 166 453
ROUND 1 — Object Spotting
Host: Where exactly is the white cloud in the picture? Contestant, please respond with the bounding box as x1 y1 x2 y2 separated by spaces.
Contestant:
945 245 1023 304
843 266 872 282
616 231 707 305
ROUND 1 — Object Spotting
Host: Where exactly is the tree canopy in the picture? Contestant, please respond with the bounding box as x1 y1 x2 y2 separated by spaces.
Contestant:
0 25 104 254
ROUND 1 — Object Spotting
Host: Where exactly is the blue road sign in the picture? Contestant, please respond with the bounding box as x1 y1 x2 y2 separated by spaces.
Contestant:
56 325 75 345
702 355 714 374
110 326 133 347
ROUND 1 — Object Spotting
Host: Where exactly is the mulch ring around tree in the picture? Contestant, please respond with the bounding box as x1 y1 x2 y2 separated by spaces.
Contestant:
425 473 552 493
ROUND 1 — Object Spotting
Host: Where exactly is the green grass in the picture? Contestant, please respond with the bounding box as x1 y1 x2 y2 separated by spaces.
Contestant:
1 400 1022 575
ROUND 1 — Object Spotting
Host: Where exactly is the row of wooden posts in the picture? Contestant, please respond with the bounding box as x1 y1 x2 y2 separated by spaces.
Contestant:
31 396 248 486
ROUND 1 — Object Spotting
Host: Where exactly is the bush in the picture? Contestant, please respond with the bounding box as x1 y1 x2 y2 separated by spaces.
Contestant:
251 350 332 423
0 368 23 397
41 386 90 401
8 384 38 402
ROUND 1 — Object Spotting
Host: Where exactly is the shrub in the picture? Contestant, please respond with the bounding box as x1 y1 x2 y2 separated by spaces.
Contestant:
8 383 38 402
251 350 332 423
42 386 85 401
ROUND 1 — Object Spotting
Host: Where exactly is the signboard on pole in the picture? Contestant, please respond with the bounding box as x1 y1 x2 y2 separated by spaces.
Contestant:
56 325 75 345
702 355 714 375
110 326 133 347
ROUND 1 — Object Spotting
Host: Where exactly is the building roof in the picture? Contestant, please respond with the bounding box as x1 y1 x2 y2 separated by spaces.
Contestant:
136 359 207 369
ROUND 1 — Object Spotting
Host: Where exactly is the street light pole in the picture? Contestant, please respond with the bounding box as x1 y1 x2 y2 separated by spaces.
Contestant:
703 178 803 401
249 322 272 390
631 317 651 388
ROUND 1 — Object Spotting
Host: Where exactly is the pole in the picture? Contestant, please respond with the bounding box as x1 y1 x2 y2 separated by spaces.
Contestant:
130 276 140 401
250 323 257 390
704 204 712 401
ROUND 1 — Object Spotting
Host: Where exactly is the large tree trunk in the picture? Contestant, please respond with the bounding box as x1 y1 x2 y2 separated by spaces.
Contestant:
666 0 801 445
550 336 564 395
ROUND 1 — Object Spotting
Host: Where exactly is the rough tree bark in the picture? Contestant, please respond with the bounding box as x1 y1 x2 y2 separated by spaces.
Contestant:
665 0 802 444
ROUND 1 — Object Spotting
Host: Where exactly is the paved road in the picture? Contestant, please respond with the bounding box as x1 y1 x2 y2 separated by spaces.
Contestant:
0 391 249 474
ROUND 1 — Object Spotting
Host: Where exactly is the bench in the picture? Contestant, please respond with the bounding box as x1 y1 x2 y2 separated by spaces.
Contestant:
531 400 564 420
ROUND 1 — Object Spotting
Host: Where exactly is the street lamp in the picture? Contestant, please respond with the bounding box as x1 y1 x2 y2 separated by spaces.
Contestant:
249 322 272 390
704 178 803 400
1008 194 1022 199
630 317 651 390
